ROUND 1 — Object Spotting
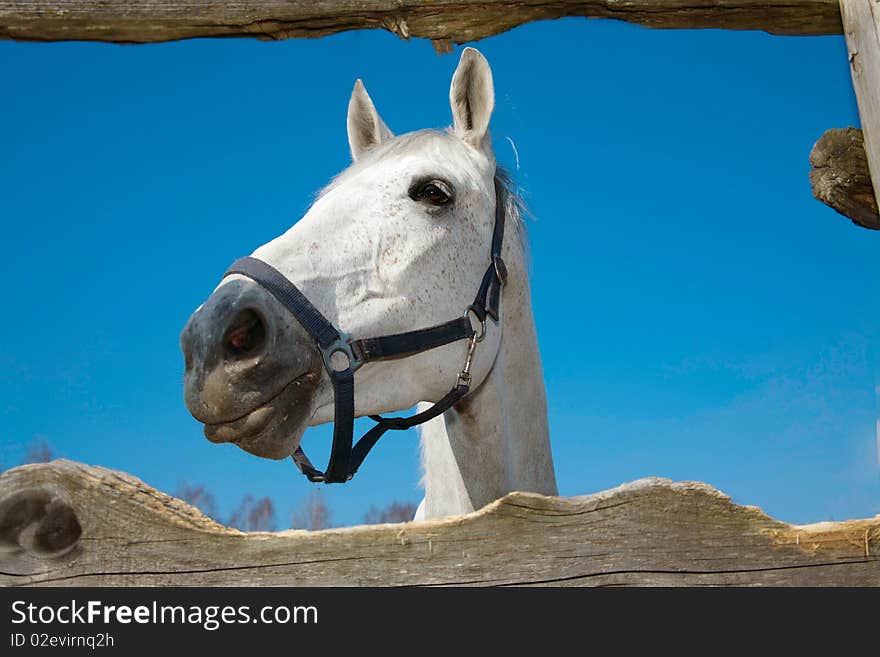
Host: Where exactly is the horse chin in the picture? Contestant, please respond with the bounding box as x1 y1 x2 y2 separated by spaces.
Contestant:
202 373 316 460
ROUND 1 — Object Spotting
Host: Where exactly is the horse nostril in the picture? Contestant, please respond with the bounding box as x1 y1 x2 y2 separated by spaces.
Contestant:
223 308 267 359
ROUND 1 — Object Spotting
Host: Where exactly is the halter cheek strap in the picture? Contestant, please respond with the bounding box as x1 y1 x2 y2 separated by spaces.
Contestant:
222 176 507 483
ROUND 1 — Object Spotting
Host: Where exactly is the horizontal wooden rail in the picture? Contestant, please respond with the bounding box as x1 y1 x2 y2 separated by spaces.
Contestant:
0 1 843 46
1 460 877 586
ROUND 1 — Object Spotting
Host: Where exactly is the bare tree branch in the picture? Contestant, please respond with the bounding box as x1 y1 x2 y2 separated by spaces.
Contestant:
363 501 418 524
174 482 220 522
229 495 276 532
291 490 332 531
22 436 55 464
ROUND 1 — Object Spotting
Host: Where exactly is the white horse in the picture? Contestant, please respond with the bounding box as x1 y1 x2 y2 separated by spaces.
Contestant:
181 48 557 520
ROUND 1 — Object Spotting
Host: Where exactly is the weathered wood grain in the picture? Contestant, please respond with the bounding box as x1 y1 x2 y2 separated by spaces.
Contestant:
840 1 880 214
810 127 880 229
0 1 843 46
1 460 877 586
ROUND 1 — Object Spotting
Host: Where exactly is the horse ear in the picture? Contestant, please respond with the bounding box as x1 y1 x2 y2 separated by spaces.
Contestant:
449 47 495 151
347 79 393 161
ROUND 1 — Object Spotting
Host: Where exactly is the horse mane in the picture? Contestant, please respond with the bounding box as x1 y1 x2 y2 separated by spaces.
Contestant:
494 164 529 258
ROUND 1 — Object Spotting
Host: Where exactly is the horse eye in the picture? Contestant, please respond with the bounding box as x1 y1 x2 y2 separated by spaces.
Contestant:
410 179 454 206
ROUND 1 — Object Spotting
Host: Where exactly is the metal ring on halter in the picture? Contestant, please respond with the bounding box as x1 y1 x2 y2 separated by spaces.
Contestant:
464 306 487 343
320 332 364 374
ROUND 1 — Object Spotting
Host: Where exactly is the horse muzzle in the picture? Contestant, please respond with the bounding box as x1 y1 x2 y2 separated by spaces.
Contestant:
180 276 322 459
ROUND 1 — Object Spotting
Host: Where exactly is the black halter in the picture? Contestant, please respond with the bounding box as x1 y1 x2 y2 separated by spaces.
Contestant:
223 177 507 483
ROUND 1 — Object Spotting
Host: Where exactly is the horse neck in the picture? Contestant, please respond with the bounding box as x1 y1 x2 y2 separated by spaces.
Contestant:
419 242 558 519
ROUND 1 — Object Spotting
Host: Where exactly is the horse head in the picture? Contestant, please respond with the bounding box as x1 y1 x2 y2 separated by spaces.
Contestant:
180 48 506 462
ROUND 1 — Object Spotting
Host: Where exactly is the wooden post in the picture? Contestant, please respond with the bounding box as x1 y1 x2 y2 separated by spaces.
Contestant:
840 1 880 210
810 127 880 229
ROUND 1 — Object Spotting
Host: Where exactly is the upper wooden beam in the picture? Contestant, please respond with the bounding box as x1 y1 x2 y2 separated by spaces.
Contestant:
0 1 843 46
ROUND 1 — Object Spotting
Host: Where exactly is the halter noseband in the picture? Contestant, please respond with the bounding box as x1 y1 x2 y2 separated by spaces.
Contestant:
222 177 507 483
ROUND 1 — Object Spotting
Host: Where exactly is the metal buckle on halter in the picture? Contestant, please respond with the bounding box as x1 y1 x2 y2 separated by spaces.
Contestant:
457 307 486 388
493 255 508 287
320 332 364 375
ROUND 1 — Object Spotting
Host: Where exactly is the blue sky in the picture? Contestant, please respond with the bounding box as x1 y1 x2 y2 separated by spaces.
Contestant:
1 18 877 527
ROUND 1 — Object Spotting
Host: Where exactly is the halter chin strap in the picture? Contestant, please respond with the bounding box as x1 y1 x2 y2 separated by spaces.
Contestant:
223 177 507 483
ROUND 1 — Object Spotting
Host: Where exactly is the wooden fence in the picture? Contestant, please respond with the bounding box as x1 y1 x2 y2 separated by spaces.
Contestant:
1 2 878 587
1 460 878 586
